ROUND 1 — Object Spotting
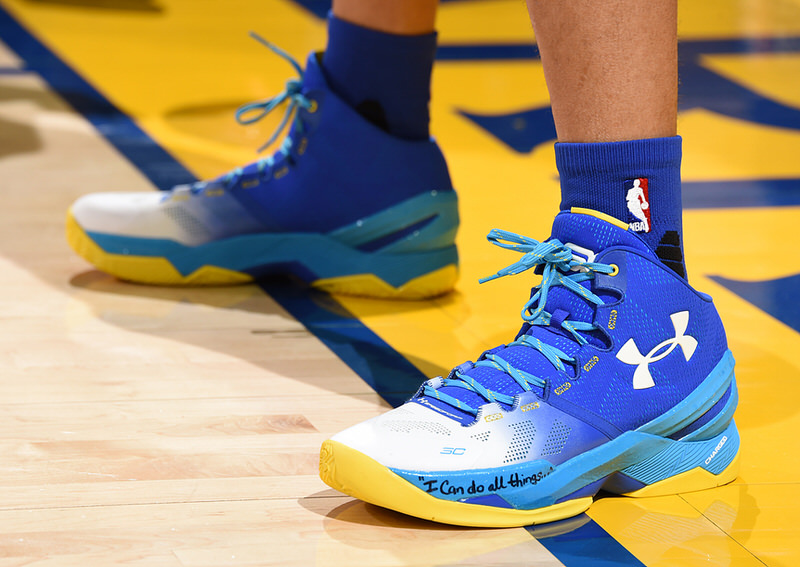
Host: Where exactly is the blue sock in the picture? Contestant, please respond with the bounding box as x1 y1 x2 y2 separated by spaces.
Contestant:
323 14 436 141
556 136 686 278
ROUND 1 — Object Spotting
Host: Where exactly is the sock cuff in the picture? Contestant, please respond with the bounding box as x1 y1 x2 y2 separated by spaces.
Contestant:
324 13 437 140
327 13 437 53
555 136 682 179
555 135 686 278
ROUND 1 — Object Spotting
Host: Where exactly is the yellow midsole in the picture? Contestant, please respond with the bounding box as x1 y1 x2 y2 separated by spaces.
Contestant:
319 440 593 528
66 210 457 297
66 211 253 285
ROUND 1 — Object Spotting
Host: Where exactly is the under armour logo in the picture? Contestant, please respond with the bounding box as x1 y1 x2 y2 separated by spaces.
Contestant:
616 311 698 389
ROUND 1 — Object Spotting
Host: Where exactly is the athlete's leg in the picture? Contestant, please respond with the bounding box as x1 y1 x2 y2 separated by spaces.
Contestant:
527 0 677 142
530 0 686 277
333 0 437 35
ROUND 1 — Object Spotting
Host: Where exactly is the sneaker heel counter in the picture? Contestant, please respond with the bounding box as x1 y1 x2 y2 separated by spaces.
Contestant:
706 294 731 354
399 141 460 252
427 138 455 192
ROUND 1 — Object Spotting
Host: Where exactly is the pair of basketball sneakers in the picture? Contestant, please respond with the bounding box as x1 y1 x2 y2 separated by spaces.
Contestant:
66 47 739 527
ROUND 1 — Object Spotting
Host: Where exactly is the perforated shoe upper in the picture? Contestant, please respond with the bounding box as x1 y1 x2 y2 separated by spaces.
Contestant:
332 209 729 475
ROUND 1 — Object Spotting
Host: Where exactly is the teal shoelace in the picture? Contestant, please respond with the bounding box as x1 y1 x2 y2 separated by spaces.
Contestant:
190 32 315 193
422 229 616 415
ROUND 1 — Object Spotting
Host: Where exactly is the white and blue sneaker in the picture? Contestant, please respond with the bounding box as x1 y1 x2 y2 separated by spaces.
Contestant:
66 38 458 299
320 208 738 527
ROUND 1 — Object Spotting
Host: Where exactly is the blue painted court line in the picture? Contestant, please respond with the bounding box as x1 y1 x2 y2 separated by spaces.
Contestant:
253 280 429 407
0 6 195 192
527 515 646 567
684 179 800 209
710 273 800 335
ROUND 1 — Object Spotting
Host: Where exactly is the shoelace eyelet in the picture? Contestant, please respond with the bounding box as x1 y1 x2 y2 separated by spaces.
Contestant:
297 138 308 155
424 234 615 415
307 99 318 113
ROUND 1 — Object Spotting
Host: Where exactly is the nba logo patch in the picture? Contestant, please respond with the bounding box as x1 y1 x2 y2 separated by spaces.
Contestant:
625 178 651 233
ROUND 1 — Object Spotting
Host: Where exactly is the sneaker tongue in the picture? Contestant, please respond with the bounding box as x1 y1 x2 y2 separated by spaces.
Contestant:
210 54 326 186
302 52 327 91
417 209 653 425
551 208 652 259
529 209 651 343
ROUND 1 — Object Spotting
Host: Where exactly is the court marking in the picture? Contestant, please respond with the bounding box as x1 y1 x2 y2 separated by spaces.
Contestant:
527 517 646 567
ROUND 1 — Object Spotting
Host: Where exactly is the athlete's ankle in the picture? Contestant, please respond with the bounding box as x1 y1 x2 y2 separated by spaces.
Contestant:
555 136 686 278
322 14 436 141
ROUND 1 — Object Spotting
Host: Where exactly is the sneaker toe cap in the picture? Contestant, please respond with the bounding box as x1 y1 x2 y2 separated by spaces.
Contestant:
330 402 491 472
70 191 191 243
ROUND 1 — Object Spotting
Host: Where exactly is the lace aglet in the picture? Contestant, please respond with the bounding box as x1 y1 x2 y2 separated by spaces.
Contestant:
248 31 271 46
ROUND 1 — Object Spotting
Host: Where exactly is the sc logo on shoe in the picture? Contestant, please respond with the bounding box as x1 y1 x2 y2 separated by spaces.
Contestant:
440 447 467 455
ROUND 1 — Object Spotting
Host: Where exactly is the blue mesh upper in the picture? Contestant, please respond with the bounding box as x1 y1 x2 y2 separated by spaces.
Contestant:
416 210 728 434
171 52 454 237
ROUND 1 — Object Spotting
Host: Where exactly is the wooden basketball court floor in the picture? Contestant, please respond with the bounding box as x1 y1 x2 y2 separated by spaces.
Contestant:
1 0 800 564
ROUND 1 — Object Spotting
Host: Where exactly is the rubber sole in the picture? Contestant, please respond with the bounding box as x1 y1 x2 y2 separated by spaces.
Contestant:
319 426 740 528
319 440 593 528
66 211 458 299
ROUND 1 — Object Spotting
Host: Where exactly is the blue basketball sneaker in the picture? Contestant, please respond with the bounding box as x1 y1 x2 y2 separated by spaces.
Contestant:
320 208 738 527
66 37 458 299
